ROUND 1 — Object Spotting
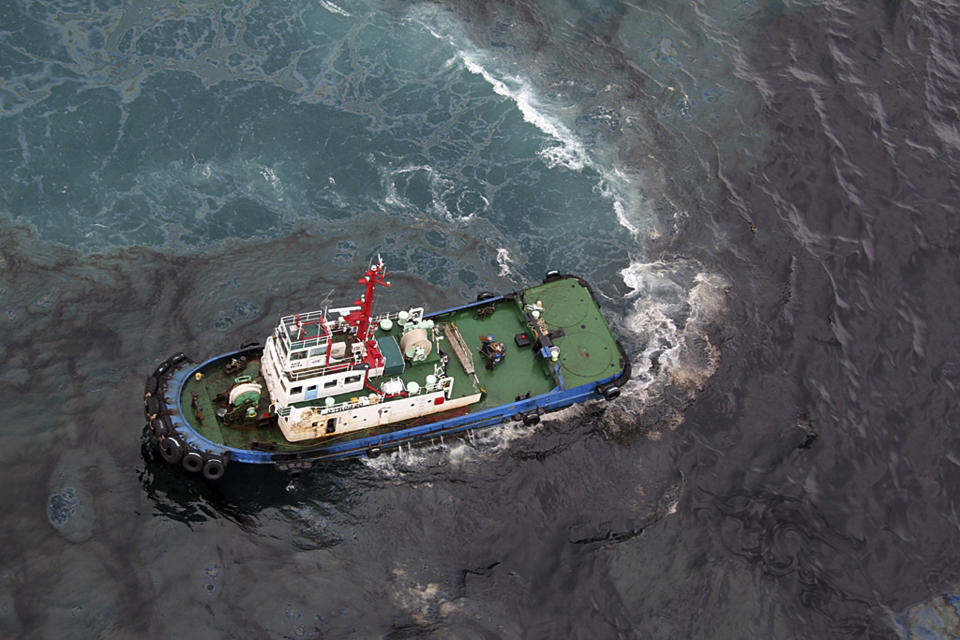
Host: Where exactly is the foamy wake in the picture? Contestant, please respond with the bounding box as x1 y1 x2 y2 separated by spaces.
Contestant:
380 163 480 222
601 260 730 438
457 55 589 173
495 247 515 278
318 0 350 17
359 405 590 476
412 6 651 238
359 257 729 468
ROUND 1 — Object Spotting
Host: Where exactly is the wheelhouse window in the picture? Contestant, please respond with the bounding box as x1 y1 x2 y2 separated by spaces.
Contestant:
290 386 303 395
344 375 361 384
290 350 307 361
324 379 338 389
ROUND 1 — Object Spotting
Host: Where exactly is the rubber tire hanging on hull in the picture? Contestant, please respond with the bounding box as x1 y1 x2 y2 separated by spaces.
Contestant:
150 417 168 438
202 458 226 480
144 396 160 418
166 352 187 367
522 412 540 426
476 291 496 301
543 270 561 283
602 386 621 401
159 437 183 464
182 451 204 473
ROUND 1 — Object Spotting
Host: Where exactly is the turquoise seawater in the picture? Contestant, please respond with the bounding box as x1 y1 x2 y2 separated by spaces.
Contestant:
3 0 960 637
1 0 757 265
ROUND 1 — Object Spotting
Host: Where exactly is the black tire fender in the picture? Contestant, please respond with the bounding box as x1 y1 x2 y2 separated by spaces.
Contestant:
476 291 496 302
150 417 168 438
144 396 160 419
602 385 621 401
367 446 382 458
543 270 561 283
159 436 184 464
182 451 204 473
166 352 187 367
522 412 540 426
202 458 226 480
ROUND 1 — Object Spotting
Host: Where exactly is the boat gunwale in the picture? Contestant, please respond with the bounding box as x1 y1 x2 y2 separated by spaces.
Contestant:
154 274 631 466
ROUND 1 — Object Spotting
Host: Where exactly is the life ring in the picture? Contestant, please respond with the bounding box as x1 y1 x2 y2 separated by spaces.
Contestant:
159 436 183 464
182 451 204 473
202 458 226 480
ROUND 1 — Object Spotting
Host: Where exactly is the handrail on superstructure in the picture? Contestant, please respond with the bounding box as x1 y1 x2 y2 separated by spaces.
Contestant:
277 308 332 351
285 353 363 382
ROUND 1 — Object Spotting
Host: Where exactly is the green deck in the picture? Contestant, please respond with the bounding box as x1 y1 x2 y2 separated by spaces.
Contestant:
521 279 623 388
179 278 622 451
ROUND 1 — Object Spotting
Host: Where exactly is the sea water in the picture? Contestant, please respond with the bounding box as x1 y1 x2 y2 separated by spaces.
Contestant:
1 0 959 637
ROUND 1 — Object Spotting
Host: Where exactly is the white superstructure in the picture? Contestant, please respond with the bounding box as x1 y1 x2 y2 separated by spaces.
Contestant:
260 260 481 442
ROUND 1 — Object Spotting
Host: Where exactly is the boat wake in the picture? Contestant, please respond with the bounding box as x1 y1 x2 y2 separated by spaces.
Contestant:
358 420 541 476
357 402 601 476
404 3 733 441
603 259 730 439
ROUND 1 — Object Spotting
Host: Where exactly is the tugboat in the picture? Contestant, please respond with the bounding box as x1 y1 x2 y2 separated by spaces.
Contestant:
143 258 630 478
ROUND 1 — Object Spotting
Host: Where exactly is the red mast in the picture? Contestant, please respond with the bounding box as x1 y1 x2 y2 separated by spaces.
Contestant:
345 256 390 347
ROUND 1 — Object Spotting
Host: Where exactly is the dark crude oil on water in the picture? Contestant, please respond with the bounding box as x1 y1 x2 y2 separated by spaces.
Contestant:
1 0 959 637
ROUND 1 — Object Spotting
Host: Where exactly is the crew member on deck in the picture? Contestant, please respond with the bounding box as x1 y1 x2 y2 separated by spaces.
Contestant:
480 334 506 369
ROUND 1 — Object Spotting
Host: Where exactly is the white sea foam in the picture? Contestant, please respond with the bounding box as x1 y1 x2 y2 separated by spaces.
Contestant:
318 0 351 17
461 54 590 173
600 170 644 236
381 163 479 222
461 53 658 239
259 165 283 200
619 260 729 402
412 7 649 237
495 247 514 277
359 418 547 475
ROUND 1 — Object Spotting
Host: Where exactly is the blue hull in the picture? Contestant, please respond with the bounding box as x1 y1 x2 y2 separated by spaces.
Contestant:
143 277 630 476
